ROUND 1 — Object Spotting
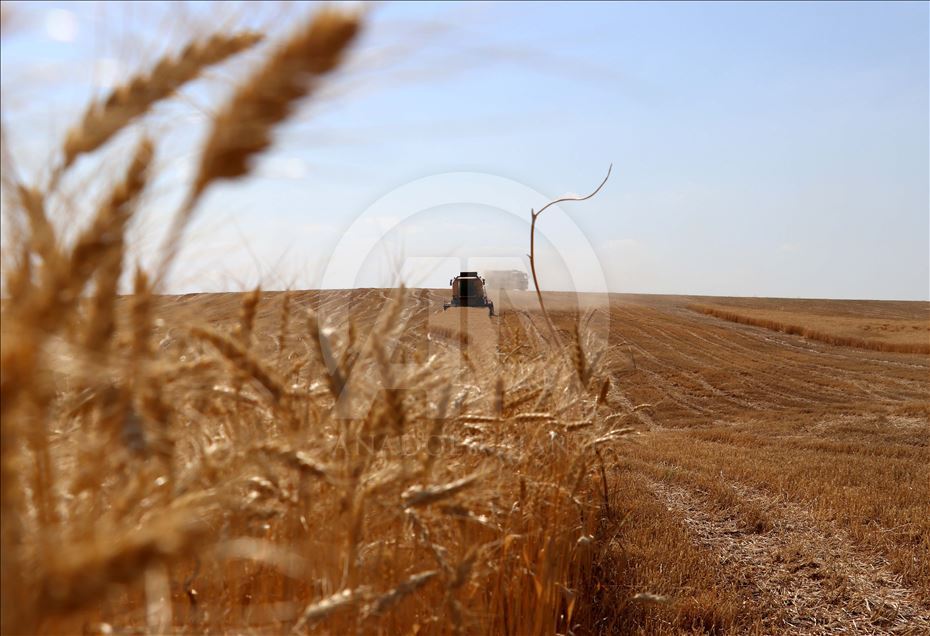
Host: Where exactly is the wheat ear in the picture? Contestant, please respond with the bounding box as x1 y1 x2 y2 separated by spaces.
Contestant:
158 8 361 281
191 326 286 402
62 32 262 169
192 8 360 198
235 286 261 346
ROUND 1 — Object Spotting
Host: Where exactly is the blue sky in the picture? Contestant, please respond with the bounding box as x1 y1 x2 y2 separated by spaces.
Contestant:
1 1 927 299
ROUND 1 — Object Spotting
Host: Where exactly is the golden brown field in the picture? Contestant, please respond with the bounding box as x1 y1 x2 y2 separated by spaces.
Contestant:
3 282 625 635
689 299 930 354
10 288 927 634
557 293 930 634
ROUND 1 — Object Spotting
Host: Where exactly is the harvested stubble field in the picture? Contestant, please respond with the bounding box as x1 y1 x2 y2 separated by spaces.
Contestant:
550 293 930 634
689 299 930 355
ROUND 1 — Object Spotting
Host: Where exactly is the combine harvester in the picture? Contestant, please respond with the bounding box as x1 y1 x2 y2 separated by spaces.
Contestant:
444 272 495 317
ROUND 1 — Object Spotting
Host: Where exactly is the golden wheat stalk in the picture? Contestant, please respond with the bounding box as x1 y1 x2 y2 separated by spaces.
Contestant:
193 8 360 198
276 290 293 366
157 8 361 282
255 442 331 480
363 570 439 617
61 32 262 169
15 185 56 265
292 586 371 632
59 137 154 314
1 5 642 634
129 267 153 358
307 308 348 401
190 325 286 402
37 508 213 616
235 286 261 346
81 246 124 351
1 136 153 445
20 136 153 335
402 474 479 509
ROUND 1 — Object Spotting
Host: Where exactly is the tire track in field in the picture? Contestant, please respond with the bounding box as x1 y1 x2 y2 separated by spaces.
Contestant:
666 303 923 391
677 307 929 401
426 305 501 414
610 304 928 424
609 309 744 416
610 305 828 419
646 477 930 635
611 304 821 409
671 321 897 408
619 304 880 408
680 304 930 375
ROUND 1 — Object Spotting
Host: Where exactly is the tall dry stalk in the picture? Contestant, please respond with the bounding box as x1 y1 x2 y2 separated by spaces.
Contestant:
527 164 612 347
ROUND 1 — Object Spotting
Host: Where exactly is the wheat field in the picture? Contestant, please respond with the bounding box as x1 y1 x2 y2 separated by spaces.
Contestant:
0 9 629 634
2 5 929 635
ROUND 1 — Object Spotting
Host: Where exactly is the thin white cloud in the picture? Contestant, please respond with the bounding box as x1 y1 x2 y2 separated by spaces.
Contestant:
93 58 121 90
602 238 639 251
296 222 337 233
261 156 309 180
45 9 78 43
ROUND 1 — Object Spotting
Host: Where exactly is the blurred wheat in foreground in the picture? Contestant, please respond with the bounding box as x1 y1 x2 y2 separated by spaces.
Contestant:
0 7 630 634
